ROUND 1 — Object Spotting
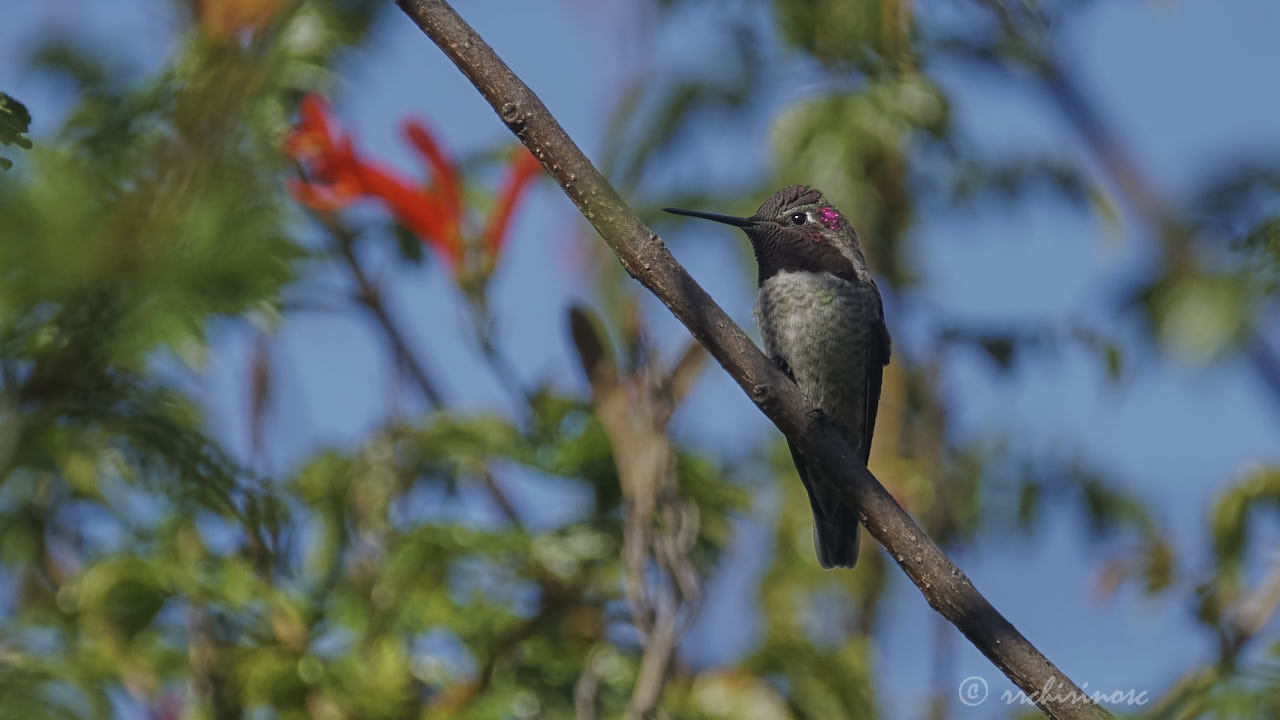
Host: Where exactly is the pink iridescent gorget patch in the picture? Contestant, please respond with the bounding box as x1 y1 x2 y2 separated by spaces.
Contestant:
819 205 841 230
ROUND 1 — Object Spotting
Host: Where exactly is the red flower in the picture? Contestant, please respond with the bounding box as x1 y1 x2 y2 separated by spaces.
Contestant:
282 95 362 211
198 0 285 40
403 120 463 223
484 147 542 260
349 160 461 265
284 94 543 275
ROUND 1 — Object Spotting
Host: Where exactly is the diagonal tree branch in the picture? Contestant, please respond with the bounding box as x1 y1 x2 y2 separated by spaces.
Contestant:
393 2 1114 718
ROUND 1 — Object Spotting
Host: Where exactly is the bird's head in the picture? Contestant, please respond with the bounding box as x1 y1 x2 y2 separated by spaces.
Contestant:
665 185 868 285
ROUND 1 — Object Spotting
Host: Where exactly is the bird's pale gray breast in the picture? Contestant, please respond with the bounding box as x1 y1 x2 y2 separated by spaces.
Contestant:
754 270 877 450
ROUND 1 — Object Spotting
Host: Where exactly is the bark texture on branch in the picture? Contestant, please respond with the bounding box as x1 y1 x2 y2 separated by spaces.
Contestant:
393 2 1114 718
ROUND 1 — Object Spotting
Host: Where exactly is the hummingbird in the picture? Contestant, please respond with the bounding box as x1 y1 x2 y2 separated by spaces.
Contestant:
665 185 891 569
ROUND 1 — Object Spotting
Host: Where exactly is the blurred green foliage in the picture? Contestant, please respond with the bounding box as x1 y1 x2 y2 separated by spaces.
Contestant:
0 92 32 170
0 0 1277 719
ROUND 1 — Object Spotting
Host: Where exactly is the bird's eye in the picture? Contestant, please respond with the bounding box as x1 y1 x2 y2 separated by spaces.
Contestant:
790 212 807 225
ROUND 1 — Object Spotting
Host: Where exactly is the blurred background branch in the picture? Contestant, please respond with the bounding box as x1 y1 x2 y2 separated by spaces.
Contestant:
973 0 1280 416
321 212 447 408
571 306 706 719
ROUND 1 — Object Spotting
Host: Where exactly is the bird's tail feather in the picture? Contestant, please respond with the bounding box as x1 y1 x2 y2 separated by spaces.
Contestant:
813 502 860 569
788 440 862 569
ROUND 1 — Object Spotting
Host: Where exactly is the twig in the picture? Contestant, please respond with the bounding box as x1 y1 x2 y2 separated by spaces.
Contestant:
978 0 1280 409
321 216 544 570
479 331 531 410
569 305 702 719
1224 554 1280 651
480 468 526 531
319 214 447 408
319 214 549 557
659 341 707 423
574 650 601 720
465 295 535 417
1146 556 1280 718
394 2 1113 718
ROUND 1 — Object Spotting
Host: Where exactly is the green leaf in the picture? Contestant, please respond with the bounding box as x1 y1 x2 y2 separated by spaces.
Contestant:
0 92 32 170
1211 467 1280 572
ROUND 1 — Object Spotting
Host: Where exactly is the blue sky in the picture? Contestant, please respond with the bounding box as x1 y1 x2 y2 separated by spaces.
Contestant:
3 1 1279 717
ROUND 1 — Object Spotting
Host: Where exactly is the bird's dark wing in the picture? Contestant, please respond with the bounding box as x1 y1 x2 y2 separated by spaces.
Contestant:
775 343 866 569
774 355 821 509
860 285 892 464
776 355 859 568
773 355 810 489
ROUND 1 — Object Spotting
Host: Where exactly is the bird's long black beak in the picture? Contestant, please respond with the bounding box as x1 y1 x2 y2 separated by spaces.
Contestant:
663 207 757 228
